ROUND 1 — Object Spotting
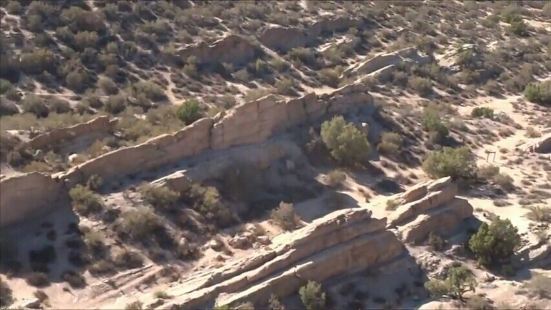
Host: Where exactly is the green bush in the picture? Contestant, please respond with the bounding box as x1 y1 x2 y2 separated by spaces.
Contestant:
62 270 86 288
524 81 551 106
422 106 449 142
526 206 551 223
139 184 179 210
74 31 99 50
105 94 127 114
509 20 528 36
22 95 50 118
299 281 326 310
132 81 166 102
468 218 521 267
471 107 494 119
65 70 89 93
176 100 203 125
98 77 118 95
320 116 371 166
408 76 433 96
116 208 162 240
69 185 104 215
289 47 316 66
422 147 476 179
19 49 56 74
318 68 341 87
270 202 300 231
188 185 234 227
49 98 72 114
326 169 346 188
425 265 476 301
275 78 296 95
0 279 13 308
378 132 403 155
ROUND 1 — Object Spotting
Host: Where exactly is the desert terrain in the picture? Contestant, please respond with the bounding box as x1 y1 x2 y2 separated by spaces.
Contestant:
0 1 550 310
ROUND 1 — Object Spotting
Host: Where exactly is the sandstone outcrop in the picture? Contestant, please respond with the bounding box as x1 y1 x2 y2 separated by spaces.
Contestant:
343 47 431 78
0 172 66 226
179 35 260 66
258 17 360 53
0 81 373 226
525 133 551 154
387 177 474 244
162 208 404 309
24 116 117 152
258 26 308 52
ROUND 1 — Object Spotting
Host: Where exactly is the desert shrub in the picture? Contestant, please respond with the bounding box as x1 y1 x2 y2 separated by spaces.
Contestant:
424 265 476 301
125 301 143 310
88 259 115 275
140 184 179 210
116 208 162 240
268 294 285 310
19 49 56 74
422 147 476 179
299 281 326 310
188 185 234 227
320 116 370 166
378 132 403 155
271 202 300 231
270 58 290 72
22 95 49 118
318 68 341 87
66 70 89 93
509 20 528 36
326 169 346 188
471 107 494 119
83 230 106 254
176 99 202 125
0 279 13 308
422 106 449 142
289 47 316 66
62 270 86 288
275 78 296 95
477 165 500 180
408 76 432 96
48 98 72 114
86 175 103 191
526 206 551 223
74 31 99 50
525 126 541 138
154 291 171 300
5 1 22 14
26 272 50 287
469 218 520 267
98 77 118 95
132 81 166 102
113 249 144 269
525 273 551 299
385 199 400 211
524 81 551 106
105 94 127 114
428 232 445 251
69 185 104 215
0 79 12 95
493 173 514 191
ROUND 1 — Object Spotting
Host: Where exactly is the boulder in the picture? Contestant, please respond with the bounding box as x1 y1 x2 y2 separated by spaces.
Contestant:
258 26 308 52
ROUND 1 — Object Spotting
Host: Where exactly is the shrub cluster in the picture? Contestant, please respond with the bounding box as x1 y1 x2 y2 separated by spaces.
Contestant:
377 132 403 155
422 147 476 180
299 281 326 310
425 265 477 301
320 116 370 166
69 185 104 215
176 100 203 125
139 184 179 210
524 81 551 106
468 218 521 267
187 184 234 228
471 107 494 119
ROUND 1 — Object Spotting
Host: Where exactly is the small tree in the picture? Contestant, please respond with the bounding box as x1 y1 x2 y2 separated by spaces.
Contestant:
468 218 521 267
299 281 326 310
176 100 202 125
422 107 449 143
422 147 476 179
320 116 370 166
425 265 477 301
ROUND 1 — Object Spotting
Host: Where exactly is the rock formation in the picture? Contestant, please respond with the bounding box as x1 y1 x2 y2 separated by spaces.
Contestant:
387 177 474 244
0 82 372 227
163 208 404 309
178 35 260 66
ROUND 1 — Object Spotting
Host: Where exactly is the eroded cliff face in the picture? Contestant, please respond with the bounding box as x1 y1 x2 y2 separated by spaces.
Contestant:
178 35 260 66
